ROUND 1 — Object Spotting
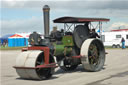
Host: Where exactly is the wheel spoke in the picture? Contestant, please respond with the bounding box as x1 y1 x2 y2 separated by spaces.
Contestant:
89 44 100 66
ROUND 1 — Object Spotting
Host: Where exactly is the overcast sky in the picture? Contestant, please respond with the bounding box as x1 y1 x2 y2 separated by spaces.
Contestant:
1 0 128 36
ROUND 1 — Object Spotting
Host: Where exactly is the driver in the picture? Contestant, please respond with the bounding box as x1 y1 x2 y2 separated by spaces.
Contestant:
90 29 100 38
50 27 63 41
50 26 58 39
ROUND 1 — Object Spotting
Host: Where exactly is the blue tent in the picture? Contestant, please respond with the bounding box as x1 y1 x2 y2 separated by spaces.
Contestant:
8 38 29 47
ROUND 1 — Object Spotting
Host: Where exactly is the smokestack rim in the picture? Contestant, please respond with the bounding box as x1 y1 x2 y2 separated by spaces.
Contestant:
43 5 50 11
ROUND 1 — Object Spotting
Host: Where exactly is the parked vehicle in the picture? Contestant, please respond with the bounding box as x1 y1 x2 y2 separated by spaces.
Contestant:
101 31 128 48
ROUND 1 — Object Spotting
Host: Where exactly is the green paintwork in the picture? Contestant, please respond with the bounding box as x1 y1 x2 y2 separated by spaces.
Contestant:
63 47 72 56
53 36 74 56
62 36 74 46
54 44 72 56
54 44 65 56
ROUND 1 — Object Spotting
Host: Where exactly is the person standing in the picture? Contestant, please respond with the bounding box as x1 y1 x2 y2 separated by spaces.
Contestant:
90 29 100 38
121 38 125 49
28 31 41 46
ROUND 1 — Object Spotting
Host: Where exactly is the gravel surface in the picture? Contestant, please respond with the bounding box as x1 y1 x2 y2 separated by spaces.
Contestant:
1 49 128 85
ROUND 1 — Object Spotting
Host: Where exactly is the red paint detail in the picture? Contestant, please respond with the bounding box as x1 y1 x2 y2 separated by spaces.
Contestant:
22 46 50 64
111 29 128 32
78 19 109 22
72 55 81 58
44 47 49 64
13 63 57 69
36 63 57 68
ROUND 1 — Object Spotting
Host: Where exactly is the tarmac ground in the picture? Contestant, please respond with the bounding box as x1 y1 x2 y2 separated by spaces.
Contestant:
1 49 128 85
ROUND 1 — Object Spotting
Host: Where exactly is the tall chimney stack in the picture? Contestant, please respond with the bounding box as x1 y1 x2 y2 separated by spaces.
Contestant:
43 5 50 38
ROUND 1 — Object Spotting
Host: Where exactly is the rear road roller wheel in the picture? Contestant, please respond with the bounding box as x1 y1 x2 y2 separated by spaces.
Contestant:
80 39 105 71
15 51 55 80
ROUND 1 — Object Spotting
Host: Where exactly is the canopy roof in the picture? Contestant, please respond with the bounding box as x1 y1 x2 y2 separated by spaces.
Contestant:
9 34 23 38
53 16 110 23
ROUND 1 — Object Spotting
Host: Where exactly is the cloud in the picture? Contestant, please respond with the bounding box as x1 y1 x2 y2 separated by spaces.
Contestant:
108 22 128 30
1 0 128 35
1 16 44 35
2 0 128 9
1 0 128 18
1 15 59 36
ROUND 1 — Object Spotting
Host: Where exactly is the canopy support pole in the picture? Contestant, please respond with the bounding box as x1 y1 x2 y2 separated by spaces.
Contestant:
99 21 102 41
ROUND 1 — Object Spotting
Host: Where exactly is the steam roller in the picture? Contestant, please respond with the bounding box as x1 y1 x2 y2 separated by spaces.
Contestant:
15 50 55 80
13 5 110 80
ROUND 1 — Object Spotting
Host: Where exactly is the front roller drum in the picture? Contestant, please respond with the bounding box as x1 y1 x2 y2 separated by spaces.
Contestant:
14 51 55 80
80 39 105 71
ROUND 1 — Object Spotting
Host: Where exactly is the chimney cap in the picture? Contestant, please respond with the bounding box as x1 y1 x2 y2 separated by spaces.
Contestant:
43 5 50 10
